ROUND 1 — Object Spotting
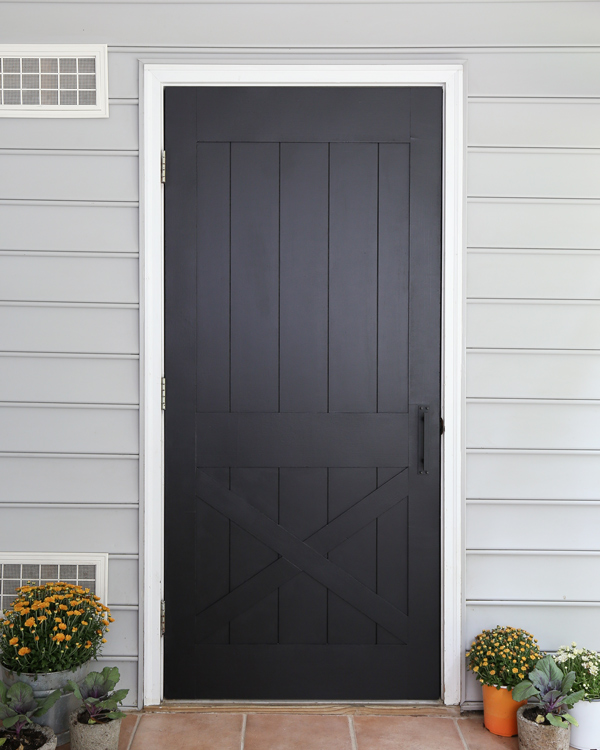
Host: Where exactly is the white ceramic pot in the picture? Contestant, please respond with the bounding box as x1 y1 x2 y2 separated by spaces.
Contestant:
570 700 600 750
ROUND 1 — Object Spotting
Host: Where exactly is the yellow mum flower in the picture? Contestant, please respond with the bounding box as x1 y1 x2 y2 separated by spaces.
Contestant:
490 670 496 675
54 633 66 642
9 637 18 646
18 647 31 656
512 668 518 673
58 623 67 631
24 618 35 628
59 604 68 611
473 666 479 673
37 616 47 622
65 635 72 641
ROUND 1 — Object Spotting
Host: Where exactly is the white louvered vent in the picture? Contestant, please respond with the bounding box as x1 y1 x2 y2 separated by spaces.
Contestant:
0 554 108 612
0 45 108 117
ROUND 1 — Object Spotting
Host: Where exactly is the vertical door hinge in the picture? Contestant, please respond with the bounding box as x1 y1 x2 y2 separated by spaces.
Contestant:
161 377 166 410
160 600 166 636
161 150 166 184
440 417 445 436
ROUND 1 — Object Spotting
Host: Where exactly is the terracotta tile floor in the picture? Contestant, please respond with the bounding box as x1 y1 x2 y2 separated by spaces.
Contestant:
57 710 578 750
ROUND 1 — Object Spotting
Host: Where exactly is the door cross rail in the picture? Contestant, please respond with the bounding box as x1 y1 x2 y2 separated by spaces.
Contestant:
195 469 409 643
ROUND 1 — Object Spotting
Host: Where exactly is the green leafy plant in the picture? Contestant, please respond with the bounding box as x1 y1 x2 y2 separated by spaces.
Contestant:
554 643 600 700
0 582 113 675
513 655 585 728
0 681 60 740
67 667 129 725
466 625 542 689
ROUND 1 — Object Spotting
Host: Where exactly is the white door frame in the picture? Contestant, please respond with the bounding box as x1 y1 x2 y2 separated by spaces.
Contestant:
140 61 465 707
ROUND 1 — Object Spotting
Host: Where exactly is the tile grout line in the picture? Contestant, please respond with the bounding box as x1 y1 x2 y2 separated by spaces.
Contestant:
125 714 142 750
240 713 247 750
453 718 470 750
348 715 359 750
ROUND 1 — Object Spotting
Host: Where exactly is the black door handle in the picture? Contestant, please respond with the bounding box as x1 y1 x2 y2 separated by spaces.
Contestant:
418 405 429 475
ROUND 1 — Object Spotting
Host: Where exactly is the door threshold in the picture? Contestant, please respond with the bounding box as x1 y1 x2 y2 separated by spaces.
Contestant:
147 700 458 716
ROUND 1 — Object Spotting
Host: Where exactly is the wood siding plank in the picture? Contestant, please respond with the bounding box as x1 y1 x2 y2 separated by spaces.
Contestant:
4 3 599 46
467 501 600 551
107 557 139 605
467 351 600 400
467 301 600 349
468 200 600 249
468 250 600 300
0 204 138 252
0 306 139 354
469 100 600 149
467 452 600 501
467 552 600 602
0 507 138 553
0 255 138 304
0 154 138 203
0 355 138 404
0 456 138 504
0 405 139 454
0 103 138 150
469 151 600 200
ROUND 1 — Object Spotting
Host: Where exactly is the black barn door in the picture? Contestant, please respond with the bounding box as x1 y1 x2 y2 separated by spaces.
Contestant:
164 87 442 699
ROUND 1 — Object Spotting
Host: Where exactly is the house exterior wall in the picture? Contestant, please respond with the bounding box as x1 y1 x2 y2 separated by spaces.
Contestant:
1 1 599 707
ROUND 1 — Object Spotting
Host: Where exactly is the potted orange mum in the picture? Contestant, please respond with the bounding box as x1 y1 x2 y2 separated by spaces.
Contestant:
0 583 113 745
466 625 542 737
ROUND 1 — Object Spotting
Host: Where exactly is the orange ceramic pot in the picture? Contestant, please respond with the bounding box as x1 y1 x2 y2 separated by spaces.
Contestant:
482 684 527 737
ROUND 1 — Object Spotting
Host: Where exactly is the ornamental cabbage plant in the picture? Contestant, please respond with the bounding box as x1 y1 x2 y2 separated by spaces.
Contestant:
512 655 585 728
68 667 129 725
0 681 60 740
0 582 114 675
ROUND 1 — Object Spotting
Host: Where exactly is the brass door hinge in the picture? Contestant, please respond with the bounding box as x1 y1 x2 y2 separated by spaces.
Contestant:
160 600 166 636
161 150 166 184
161 377 166 410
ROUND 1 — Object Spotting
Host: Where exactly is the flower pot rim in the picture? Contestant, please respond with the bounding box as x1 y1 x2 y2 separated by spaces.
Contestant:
0 661 93 677
0 723 56 750
71 708 123 725
516 704 570 731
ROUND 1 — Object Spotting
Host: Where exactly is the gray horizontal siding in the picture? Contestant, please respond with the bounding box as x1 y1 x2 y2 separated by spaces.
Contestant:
0 254 138 303
0 203 138 252
2 1 600 707
0 305 139 354
0 455 138 504
0 153 138 202
0 354 139 404
0 507 138 553
0 103 138 150
3 2 599 46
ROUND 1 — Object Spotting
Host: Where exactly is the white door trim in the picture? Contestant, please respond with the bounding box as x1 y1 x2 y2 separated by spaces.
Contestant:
140 61 465 707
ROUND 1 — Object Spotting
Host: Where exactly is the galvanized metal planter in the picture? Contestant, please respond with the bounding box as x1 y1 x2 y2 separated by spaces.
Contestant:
0 660 95 746
69 710 122 750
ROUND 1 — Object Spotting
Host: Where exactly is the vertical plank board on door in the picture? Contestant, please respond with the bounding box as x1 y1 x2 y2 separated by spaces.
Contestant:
230 143 280 413
279 143 329 413
328 143 378 413
378 144 410 413
196 467 231 645
279 468 328 644
328 468 377 645
377 467 409 645
196 143 231 412
229 468 279 644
